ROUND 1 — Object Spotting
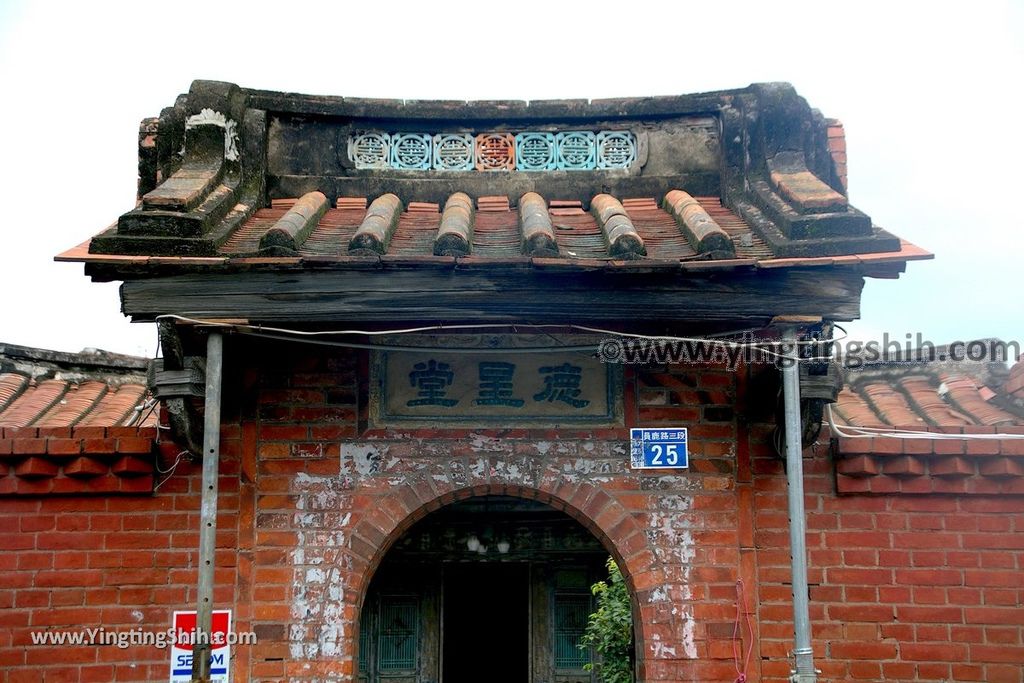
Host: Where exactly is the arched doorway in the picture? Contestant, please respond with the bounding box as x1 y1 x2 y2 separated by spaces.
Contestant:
356 495 626 683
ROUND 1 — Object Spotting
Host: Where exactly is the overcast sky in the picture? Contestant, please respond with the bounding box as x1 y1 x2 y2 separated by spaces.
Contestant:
0 1 1021 358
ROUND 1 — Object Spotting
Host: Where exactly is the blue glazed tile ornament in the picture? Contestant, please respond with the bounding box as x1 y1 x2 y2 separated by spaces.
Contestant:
596 131 636 169
390 133 432 170
432 134 474 171
514 133 556 171
348 132 391 169
555 131 596 170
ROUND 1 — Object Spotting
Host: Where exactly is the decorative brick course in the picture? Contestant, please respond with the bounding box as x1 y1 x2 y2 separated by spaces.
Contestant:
0 427 159 496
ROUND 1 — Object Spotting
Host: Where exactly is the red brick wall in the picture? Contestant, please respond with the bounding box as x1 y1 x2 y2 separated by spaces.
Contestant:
826 119 847 192
2 343 1022 683
0 441 240 682
753 427 1024 683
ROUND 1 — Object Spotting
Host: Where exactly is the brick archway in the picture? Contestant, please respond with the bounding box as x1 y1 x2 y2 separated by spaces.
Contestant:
347 479 661 681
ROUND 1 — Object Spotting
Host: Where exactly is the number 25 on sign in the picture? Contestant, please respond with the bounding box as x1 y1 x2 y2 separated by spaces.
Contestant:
630 428 689 469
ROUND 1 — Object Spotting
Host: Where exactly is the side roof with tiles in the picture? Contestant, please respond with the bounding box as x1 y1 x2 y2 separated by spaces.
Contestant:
830 342 1024 496
0 343 155 429
0 343 160 496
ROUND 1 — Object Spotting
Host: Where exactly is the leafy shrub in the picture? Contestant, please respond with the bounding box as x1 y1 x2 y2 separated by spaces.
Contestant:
580 557 634 683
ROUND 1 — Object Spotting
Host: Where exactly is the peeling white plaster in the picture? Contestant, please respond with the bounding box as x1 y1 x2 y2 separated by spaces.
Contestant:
341 444 384 476
186 108 227 129
294 443 324 459
649 632 676 658
294 512 317 527
660 495 691 511
130 609 144 623
470 457 488 478
184 108 240 161
645 516 697 659
681 612 697 659
290 474 349 661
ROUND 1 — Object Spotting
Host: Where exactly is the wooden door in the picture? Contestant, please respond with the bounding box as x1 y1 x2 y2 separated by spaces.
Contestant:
358 564 440 683
360 559 603 683
532 564 597 683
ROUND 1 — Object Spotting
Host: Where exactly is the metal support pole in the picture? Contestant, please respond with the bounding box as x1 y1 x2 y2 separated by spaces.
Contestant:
781 327 818 683
192 332 223 683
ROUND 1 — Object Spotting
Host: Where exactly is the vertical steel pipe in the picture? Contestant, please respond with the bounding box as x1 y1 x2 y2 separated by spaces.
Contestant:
191 332 223 682
781 327 817 683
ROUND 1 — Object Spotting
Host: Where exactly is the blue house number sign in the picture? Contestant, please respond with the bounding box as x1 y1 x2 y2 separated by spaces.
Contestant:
630 428 689 469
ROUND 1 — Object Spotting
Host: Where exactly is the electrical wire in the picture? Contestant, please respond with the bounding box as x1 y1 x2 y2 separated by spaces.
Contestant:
153 450 190 492
130 398 159 427
732 579 754 683
152 317 1024 442
155 314 841 360
236 329 601 354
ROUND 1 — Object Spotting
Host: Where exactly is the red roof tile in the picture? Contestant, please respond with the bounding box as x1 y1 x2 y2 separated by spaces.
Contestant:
193 194 779 263
898 375 973 426
1005 359 1024 400
78 384 150 428
831 347 1024 496
938 373 1019 426
0 344 158 496
32 380 108 428
0 379 68 429
860 382 925 427
835 348 1019 432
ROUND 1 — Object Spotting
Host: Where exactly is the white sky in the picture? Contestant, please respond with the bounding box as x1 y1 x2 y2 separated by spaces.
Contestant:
0 0 1021 358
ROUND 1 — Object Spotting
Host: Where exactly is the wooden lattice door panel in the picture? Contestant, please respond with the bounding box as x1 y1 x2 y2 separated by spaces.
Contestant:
358 565 440 683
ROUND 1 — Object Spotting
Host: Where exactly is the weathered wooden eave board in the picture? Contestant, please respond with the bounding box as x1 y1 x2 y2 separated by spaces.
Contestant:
242 88 730 121
118 267 865 323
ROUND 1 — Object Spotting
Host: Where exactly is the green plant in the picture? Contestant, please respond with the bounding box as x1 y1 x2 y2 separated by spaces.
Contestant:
580 557 634 683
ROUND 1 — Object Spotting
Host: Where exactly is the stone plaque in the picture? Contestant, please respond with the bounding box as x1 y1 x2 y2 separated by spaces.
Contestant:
370 336 621 427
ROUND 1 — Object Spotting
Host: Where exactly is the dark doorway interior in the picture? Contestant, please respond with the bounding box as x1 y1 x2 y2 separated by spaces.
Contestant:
358 496 610 683
443 563 529 683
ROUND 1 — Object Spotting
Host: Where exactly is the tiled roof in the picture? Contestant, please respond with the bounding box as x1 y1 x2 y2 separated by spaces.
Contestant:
834 370 1023 429
0 343 158 496
179 194 770 260
1005 359 1024 401
0 343 156 429
66 193 931 269
61 80 930 278
61 192 930 274
830 348 1024 495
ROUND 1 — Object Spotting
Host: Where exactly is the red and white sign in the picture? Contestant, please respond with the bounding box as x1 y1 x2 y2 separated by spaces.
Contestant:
169 610 231 683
